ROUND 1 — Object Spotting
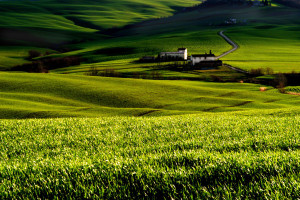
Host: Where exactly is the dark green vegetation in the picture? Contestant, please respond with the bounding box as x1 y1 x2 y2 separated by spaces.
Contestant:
1 115 299 199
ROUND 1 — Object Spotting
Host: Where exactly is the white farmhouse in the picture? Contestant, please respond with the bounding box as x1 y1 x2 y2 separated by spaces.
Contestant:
160 48 188 60
191 52 216 66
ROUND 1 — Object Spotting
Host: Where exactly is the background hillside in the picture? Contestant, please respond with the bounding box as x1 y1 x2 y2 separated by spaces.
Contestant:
0 0 201 45
1 0 300 118
0 0 201 69
2 0 300 73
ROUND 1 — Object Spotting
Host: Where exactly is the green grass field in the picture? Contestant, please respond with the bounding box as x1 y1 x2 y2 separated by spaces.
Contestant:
49 3 300 74
2 1 300 73
0 0 201 30
1 115 299 199
1 72 300 119
0 0 201 47
224 25 300 73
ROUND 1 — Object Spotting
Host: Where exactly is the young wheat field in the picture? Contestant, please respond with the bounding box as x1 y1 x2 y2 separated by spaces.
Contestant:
1 114 299 199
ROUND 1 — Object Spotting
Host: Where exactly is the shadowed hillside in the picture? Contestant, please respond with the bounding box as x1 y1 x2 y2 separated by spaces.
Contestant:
0 0 202 46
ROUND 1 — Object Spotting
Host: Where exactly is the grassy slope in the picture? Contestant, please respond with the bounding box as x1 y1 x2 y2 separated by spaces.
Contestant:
54 3 300 74
51 29 231 78
0 0 201 30
0 0 201 69
0 0 201 44
2 1 300 73
0 72 299 119
223 5 300 72
1 115 299 199
53 5 237 74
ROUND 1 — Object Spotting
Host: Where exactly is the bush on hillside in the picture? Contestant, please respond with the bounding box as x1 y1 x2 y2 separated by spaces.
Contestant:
250 68 264 76
150 71 162 79
11 56 82 73
12 61 48 73
249 67 274 76
265 67 274 75
275 73 287 93
100 68 120 77
210 75 224 82
28 50 42 59
86 66 99 76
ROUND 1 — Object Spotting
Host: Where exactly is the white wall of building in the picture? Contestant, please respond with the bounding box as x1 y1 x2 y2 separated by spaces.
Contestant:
160 52 185 60
160 48 188 60
178 49 188 60
191 56 216 66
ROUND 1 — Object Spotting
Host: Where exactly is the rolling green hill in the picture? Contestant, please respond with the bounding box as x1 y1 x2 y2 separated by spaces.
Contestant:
0 0 201 30
0 72 299 198
2 0 300 73
0 0 201 47
0 72 299 119
1 115 299 199
92 3 300 73
0 0 202 69
38 2 300 74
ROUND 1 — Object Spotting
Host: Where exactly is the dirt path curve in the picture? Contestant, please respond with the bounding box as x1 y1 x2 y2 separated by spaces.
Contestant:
216 30 239 59
216 30 249 74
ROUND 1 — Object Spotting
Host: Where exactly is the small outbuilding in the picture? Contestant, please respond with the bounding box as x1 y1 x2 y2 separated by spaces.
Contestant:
140 56 156 62
191 50 222 68
191 51 216 66
159 48 188 61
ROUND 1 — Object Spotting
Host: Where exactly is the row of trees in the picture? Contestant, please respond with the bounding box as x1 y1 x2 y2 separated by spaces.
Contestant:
86 67 163 80
28 50 53 60
12 54 82 73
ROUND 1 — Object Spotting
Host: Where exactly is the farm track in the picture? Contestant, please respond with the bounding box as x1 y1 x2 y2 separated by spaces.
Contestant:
217 31 249 74
217 30 239 59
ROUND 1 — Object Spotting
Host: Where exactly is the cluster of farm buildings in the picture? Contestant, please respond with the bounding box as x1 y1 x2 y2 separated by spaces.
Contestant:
141 48 222 68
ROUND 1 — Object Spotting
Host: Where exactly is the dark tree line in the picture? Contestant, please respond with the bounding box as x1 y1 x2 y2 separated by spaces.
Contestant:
11 56 82 73
28 50 53 60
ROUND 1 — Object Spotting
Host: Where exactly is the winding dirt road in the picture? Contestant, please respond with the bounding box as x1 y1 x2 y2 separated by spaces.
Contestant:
216 30 239 59
216 30 249 74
